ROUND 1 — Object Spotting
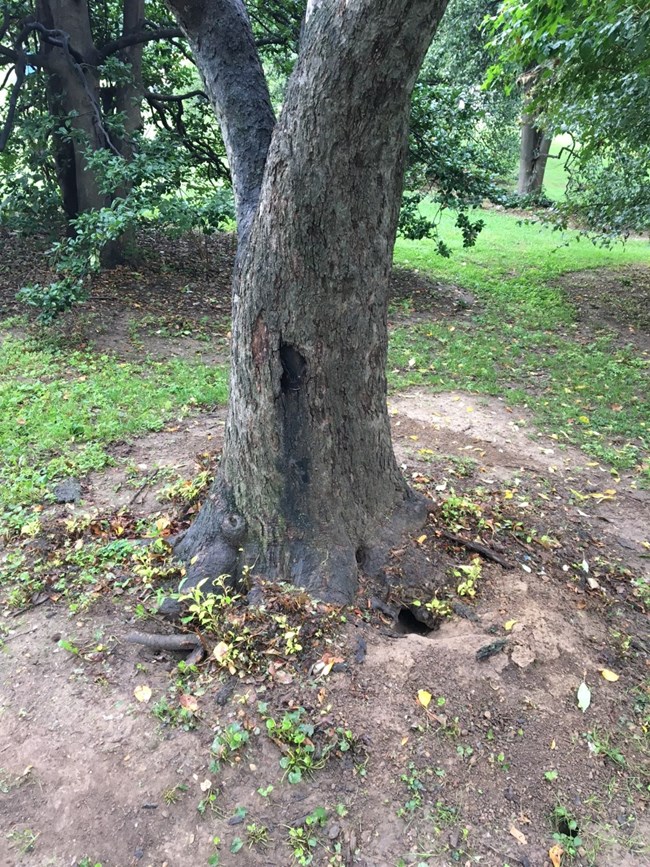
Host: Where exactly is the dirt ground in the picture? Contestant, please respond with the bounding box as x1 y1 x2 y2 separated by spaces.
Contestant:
0 231 648 867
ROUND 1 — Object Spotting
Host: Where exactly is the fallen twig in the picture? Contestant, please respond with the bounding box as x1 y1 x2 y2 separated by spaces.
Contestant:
440 530 513 569
125 631 201 652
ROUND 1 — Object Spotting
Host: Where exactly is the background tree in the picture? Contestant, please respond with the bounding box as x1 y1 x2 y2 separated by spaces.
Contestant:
487 0 650 233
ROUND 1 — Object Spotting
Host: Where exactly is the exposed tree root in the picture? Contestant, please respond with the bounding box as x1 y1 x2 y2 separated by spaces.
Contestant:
440 529 513 569
125 631 202 653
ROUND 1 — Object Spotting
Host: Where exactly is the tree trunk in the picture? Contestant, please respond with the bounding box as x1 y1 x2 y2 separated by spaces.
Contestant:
518 117 550 196
114 0 145 159
169 0 448 602
38 0 110 217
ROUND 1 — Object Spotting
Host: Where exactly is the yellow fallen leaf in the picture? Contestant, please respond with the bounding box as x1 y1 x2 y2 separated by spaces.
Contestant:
550 739 557 750
600 668 619 682
549 843 564 866
401 736 409 746
504 619 517 631
408 435 418 440
134 684 152 703
509 825 527 845
213 641 230 662
503 490 514 499
578 415 590 424
416 534 427 545
417 689 432 708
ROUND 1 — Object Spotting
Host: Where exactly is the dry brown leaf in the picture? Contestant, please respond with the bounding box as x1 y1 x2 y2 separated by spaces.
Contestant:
179 694 199 712
509 825 527 845
549 843 563 866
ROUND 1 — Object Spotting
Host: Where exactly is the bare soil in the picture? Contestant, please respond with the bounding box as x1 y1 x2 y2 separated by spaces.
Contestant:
0 232 648 867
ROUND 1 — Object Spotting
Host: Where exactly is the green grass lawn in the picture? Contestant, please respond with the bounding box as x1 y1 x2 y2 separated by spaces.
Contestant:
542 134 573 202
391 206 650 479
0 335 228 536
0 204 648 539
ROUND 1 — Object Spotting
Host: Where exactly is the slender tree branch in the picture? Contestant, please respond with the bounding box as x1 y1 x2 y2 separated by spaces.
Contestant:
144 88 206 102
0 43 21 64
166 0 275 238
98 26 184 61
0 61 25 151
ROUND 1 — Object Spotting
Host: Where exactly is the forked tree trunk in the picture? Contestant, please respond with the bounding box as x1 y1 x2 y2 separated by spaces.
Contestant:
518 117 550 197
169 0 448 602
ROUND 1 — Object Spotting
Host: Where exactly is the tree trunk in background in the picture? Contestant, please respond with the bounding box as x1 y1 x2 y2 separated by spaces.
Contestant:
169 0 448 602
38 0 108 218
518 117 550 196
115 0 145 158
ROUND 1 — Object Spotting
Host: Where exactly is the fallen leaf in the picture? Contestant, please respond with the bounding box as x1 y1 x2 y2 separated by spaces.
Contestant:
549 843 564 866
213 641 230 662
401 736 409 746
320 652 344 676
417 689 432 708
199 779 212 792
509 825 527 845
134 684 152 703
416 534 427 545
504 619 518 631
577 681 591 713
180 694 199 712
600 668 619 682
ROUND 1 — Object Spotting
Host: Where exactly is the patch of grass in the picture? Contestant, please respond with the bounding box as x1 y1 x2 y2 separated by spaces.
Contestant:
390 207 650 476
261 705 325 784
0 333 228 535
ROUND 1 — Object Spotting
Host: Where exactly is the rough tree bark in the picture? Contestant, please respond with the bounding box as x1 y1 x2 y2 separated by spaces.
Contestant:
517 116 550 196
167 0 448 603
114 0 146 160
38 0 109 219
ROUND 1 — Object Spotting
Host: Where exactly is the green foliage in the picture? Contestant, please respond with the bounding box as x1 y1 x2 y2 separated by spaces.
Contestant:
401 0 520 250
262 707 325 784
17 133 234 321
287 807 327 865
487 0 650 234
210 723 250 770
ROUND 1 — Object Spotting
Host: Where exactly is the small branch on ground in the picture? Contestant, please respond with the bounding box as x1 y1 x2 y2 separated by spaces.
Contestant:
125 631 201 652
439 529 513 569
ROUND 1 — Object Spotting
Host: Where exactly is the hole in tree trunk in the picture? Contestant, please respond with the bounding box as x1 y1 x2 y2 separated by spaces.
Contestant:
395 607 433 636
355 546 367 566
280 343 307 393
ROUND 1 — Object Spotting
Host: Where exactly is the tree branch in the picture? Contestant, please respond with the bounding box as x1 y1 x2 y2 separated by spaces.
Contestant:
166 0 275 240
0 61 25 151
144 88 206 102
98 26 184 61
